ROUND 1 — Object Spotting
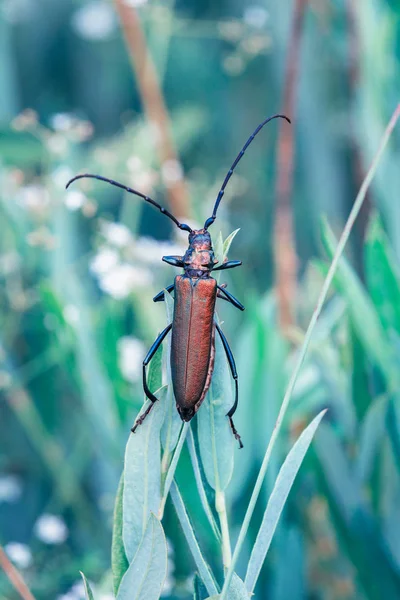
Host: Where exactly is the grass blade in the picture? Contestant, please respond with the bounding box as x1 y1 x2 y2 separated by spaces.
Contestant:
80 572 95 600
244 410 326 593
187 427 221 543
219 104 400 600
170 481 218 597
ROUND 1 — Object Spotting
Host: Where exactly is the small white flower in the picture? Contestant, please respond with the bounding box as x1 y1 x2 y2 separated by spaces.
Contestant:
118 337 145 382
34 514 68 544
161 160 184 185
125 0 148 6
50 113 74 132
69 580 85 598
89 247 119 275
5 542 32 568
0 252 21 276
63 305 80 325
126 155 143 172
47 134 69 156
101 222 133 247
99 264 153 299
72 1 117 40
17 185 50 209
133 237 182 265
243 6 268 28
0 475 22 503
65 190 86 211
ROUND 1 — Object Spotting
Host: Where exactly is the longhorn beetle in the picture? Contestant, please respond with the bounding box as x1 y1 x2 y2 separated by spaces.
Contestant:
67 114 290 448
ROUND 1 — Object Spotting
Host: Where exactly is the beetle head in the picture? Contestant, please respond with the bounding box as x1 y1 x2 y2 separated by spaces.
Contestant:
188 228 212 250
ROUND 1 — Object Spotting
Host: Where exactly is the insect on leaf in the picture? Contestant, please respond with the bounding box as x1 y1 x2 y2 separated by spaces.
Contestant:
245 410 327 594
123 386 167 562
116 514 168 600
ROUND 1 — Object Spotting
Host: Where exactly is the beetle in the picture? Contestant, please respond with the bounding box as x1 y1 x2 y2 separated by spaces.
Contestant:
67 113 290 448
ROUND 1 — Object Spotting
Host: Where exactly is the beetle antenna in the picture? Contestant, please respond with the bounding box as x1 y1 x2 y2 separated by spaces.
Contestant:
204 114 291 229
66 173 193 233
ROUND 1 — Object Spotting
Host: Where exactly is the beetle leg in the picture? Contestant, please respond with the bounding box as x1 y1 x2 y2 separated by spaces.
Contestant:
217 285 245 311
131 323 172 433
215 323 243 449
212 260 242 272
153 284 174 302
162 255 184 268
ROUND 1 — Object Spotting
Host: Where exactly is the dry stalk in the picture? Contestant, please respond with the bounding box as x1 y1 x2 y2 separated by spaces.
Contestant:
274 0 308 330
113 0 190 219
0 545 36 600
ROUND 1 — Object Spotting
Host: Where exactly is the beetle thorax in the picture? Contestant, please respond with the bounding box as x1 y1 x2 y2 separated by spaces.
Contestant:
183 228 217 277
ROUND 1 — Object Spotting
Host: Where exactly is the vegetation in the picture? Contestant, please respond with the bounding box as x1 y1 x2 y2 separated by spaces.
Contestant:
1 1 400 599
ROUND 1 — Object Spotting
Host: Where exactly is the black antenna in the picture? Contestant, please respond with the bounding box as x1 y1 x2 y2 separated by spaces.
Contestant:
66 173 193 233
204 114 291 229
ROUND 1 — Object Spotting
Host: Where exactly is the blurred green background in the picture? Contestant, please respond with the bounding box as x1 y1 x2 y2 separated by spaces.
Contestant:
1 0 400 598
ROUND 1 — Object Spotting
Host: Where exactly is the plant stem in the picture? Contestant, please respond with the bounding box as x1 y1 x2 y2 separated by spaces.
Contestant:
220 104 400 600
113 0 190 219
0 545 36 600
274 0 308 330
158 422 189 519
216 490 231 571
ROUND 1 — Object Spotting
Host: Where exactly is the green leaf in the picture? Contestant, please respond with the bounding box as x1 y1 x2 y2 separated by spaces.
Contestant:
222 229 240 260
147 344 163 395
170 481 218 597
356 395 388 484
244 410 326 593
214 232 225 267
320 219 399 388
365 212 400 334
112 472 129 596
197 322 235 491
123 387 167 562
193 573 209 600
116 514 167 600
80 572 95 600
205 573 249 599
186 427 221 542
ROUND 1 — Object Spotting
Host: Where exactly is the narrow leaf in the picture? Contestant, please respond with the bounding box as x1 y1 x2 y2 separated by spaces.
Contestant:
321 219 399 388
222 229 240 260
194 573 209 600
197 323 235 491
112 473 129 595
123 387 166 562
170 481 218 597
187 428 221 542
245 410 326 593
117 514 167 600
80 572 95 600
365 212 400 334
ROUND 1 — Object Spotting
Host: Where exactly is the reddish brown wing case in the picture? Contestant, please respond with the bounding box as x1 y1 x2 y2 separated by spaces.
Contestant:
171 275 217 421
